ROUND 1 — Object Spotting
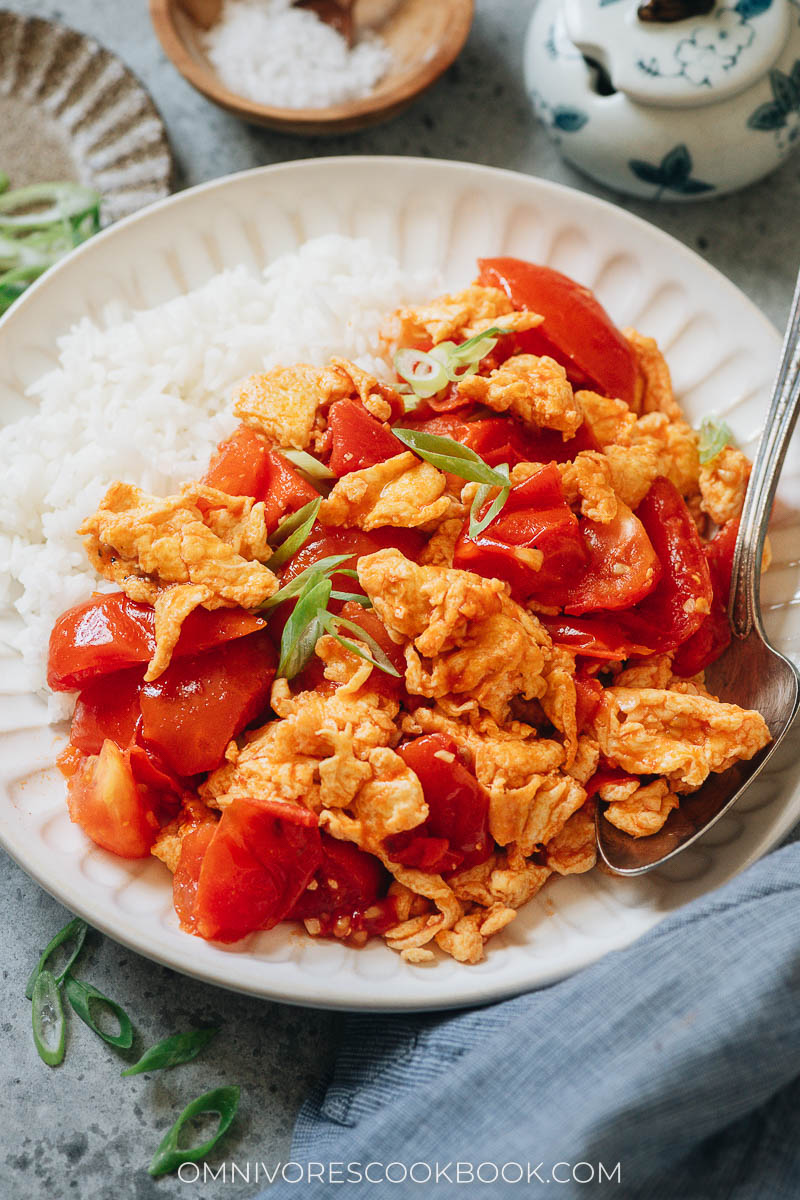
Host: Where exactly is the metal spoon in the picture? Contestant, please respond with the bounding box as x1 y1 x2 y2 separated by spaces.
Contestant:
597 267 800 874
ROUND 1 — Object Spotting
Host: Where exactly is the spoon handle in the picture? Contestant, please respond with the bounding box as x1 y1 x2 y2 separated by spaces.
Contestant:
730 267 800 638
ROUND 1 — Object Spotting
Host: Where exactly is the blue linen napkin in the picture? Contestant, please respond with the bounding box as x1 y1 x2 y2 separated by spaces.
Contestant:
262 841 800 1198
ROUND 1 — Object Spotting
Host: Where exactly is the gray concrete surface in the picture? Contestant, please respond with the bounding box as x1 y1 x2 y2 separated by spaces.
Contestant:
1 0 799 1197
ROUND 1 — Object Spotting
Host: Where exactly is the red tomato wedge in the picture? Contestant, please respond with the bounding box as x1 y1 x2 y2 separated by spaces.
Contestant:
279 526 425 605
622 477 713 652
540 614 654 659
454 463 587 604
139 630 277 776
387 734 492 874
48 592 266 692
478 257 641 407
541 479 712 659
328 399 405 475
173 820 220 934
672 518 737 677
562 502 661 615
290 833 391 933
464 416 599 468
193 798 322 943
70 667 142 756
204 425 318 532
66 739 159 858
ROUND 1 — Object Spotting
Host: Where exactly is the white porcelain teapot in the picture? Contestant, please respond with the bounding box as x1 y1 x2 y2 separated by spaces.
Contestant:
525 0 800 198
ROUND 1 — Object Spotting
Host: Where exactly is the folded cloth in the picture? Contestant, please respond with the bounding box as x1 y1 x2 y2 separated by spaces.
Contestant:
261 842 800 1199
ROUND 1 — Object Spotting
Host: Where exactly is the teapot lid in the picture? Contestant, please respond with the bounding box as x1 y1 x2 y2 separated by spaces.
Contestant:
563 0 791 107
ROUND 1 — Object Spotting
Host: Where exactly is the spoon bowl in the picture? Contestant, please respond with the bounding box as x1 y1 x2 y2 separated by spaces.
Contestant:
598 269 800 875
150 0 474 135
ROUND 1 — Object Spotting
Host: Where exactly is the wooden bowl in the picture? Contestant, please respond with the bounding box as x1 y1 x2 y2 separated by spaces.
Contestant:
149 0 474 135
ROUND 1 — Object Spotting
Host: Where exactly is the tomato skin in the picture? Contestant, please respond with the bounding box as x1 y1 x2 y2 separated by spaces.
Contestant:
328 399 405 475
194 798 322 943
139 630 277 776
174 821 218 933
388 734 492 873
575 671 604 732
562 502 661 615
203 426 318 530
66 739 159 858
454 463 587 604
672 518 737 677
541 479 712 658
622 477 713 653
70 667 142 755
48 593 265 692
464 416 599 468
585 766 640 799
478 257 640 407
290 833 391 932
540 614 655 659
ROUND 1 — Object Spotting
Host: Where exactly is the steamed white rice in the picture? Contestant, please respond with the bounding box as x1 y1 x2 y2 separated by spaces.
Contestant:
0 235 438 713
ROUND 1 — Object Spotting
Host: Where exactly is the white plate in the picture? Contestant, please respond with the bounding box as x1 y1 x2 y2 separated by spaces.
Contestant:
0 157 797 1012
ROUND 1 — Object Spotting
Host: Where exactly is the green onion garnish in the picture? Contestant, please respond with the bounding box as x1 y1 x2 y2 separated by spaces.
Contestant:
259 554 353 613
25 916 88 1000
392 427 507 486
277 574 332 679
394 326 512 399
148 1086 240 1178
469 462 511 539
698 416 733 465
0 182 100 231
31 969 66 1067
267 497 321 570
319 612 401 678
121 1028 219 1077
64 975 133 1049
278 448 335 480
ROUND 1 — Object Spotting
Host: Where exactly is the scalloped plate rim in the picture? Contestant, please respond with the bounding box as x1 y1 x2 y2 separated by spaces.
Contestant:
0 156 794 1012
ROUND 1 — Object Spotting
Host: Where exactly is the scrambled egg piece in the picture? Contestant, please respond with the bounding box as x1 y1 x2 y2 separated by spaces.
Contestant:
603 779 679 838
601 442 662 510
233 359 400 449
450 851 552 912
79 481 277 679
383 284 542 348
577 390 636 446
557 452 618 523
419 517 463 567
319 452 453 531
617 413 700 498
488 771 586 855
590 686 771 791
358 550 555 723
202 679 400 814
624 329 683 421
699 445 750 525
458 354 583 438
545 801 597 875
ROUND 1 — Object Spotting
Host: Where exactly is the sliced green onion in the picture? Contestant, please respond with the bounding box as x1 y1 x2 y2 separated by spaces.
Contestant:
25 917 88 1000
330 590 372 607
267 497 321 570
121 1027 219 1077
698 416 733 465
468 463 511 539
64 974 133 1049
277 575 331 679
278 448 335 480
259 554 353 613
31 969 66 1067
320 612 401 678
394 326 512 398
0 182 100 231
148 1086 240 1178
402 393 422 413
392 427 508 487
394 348 450 399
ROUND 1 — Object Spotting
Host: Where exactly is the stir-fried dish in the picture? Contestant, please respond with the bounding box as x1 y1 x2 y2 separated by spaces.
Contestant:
47 256 771 965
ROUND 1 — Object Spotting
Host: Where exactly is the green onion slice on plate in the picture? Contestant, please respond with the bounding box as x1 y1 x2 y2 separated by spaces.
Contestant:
148 1086 240 1177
